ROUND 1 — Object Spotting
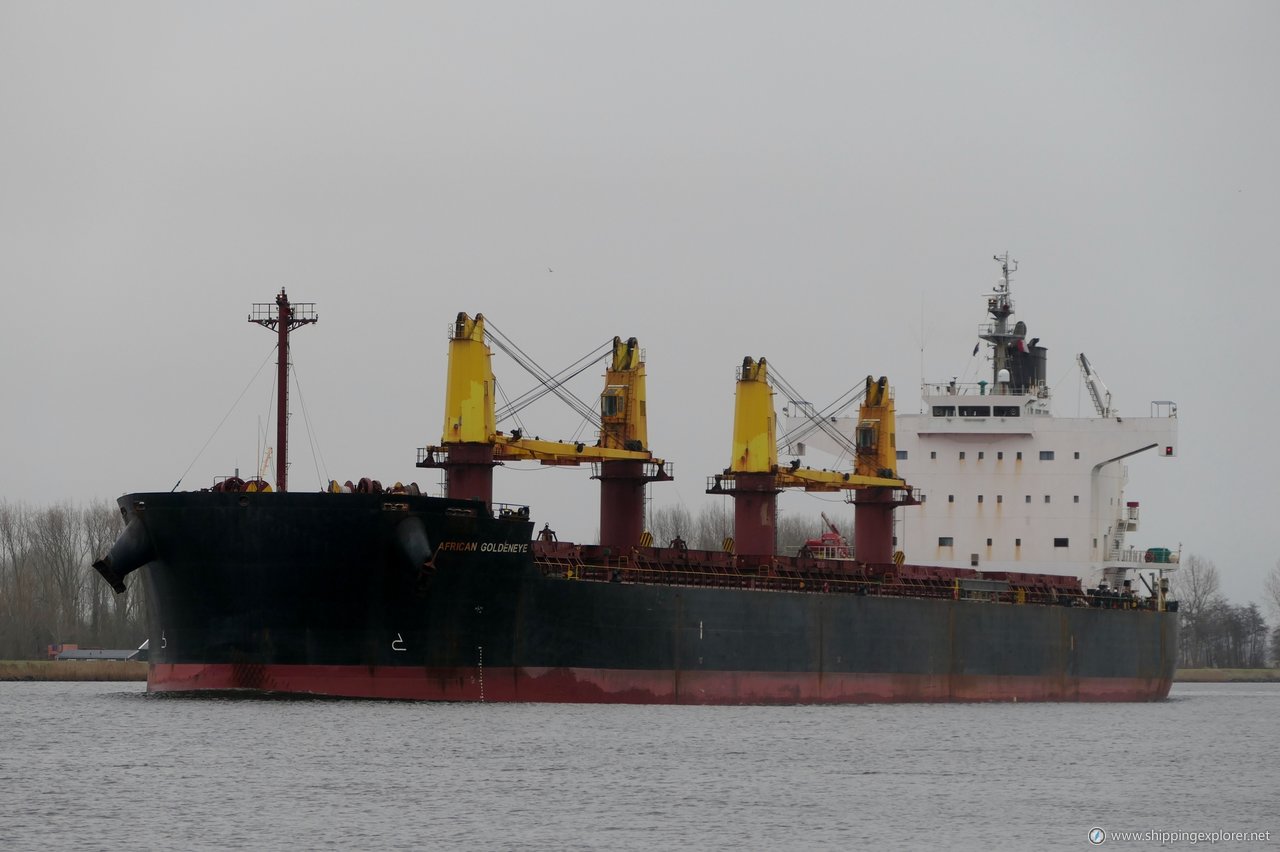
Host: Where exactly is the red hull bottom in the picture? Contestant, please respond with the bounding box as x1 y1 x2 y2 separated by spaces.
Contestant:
148 663 1172 703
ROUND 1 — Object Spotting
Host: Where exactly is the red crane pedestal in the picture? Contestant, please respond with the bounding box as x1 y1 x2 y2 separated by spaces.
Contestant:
732 473 780 557
439 444 497 506
853 488 898 564
598 460 645 552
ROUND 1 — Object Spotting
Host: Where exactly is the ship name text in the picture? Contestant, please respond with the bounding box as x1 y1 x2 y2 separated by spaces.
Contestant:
437 540 529 553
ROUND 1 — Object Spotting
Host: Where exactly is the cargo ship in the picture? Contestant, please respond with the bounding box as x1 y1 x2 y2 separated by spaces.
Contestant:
93 260 1180 703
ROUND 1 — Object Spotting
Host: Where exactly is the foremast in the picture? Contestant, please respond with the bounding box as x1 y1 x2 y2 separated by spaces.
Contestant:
249 290 318 492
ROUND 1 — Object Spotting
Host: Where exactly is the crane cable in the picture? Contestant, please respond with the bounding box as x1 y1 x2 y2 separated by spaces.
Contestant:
776 383 868 454
170 346 277 491
483 319 611 431
767 364 864 460
493 338 613 424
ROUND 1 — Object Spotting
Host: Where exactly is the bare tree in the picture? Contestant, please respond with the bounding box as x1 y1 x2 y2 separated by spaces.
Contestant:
648 504 693 547
28 503 90 644
1173 554 1221 617
1264 559 1280 622
82 501 129 645
777 513 822 556
1172 555 1221 667
693 503 732 551
1242 603 1269 668
0 502 33 657
0 499 145 659
648 503 834 556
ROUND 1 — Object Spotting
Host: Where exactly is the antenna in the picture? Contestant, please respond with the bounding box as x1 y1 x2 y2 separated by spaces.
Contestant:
249 289 318 491
984 252 1019 387
993 251 1018 276
919 294 925 414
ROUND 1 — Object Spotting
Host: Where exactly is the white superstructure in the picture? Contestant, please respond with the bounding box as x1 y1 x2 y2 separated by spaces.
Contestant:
785 254 1179 587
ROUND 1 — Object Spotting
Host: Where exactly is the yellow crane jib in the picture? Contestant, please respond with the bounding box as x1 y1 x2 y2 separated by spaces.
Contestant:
441 312 497 445
776 466 906 492
490 333 662 467
492 434 663 467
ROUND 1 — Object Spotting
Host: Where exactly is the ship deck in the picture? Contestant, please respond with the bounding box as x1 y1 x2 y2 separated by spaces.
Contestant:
528 541 1164 611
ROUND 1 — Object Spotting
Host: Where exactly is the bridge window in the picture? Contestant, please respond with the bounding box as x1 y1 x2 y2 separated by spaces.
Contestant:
994 406 1020 417
959 405 990 417
933 406 955 417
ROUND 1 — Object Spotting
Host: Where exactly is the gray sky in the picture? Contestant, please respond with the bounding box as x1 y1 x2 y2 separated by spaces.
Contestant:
2 2 1276 604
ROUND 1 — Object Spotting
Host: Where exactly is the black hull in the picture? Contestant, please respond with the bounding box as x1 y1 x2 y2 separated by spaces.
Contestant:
103 492 1177 703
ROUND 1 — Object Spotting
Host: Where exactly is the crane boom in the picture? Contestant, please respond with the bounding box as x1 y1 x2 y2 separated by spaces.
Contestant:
1077 352 1114 417
820 512 841 537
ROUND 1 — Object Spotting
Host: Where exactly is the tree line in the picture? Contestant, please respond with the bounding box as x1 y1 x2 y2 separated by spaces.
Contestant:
0 500 144 659
646 502 827 554
1172 555 1280 669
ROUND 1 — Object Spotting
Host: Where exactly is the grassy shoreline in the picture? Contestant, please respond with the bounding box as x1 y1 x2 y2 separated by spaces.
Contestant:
1175 668 1280 683
0 660 147 681
3 660 1277 684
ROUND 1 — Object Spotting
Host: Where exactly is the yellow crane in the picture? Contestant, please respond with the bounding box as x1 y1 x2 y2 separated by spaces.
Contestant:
419 313 671 548
707 360 914 561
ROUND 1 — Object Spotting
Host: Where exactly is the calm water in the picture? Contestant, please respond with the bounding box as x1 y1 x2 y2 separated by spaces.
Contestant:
1 682 1277 851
